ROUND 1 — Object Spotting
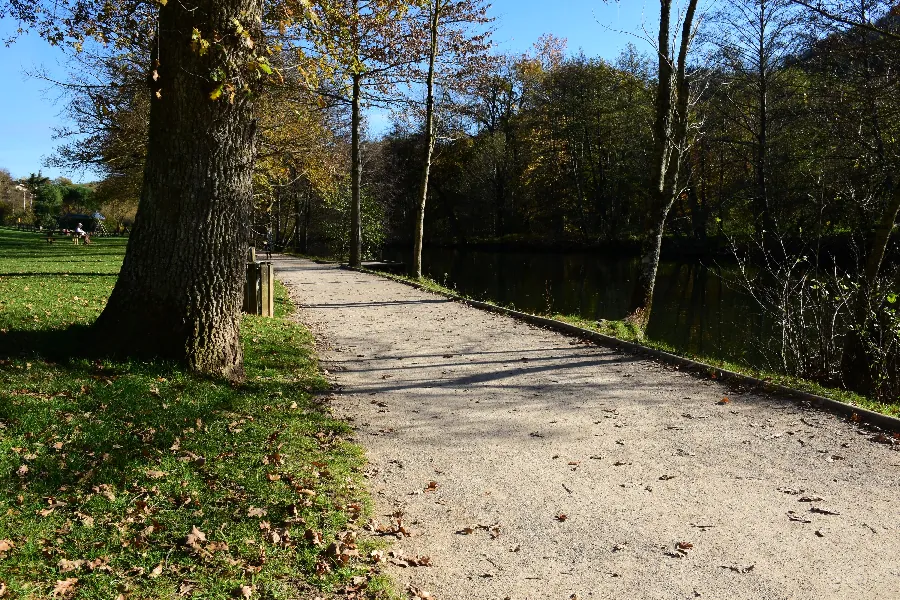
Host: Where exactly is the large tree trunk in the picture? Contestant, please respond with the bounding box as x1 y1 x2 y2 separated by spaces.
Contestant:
349 74 363 268
627 0 698 331
412 0 440 279
93 0 261 381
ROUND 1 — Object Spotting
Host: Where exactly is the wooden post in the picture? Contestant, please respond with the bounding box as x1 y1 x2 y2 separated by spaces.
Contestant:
243 262 261 315
248 246 257 262
260 262 274 317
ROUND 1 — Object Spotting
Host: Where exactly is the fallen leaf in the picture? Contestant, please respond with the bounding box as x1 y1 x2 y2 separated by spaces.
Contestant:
146 469 167 479
237 584 254 598
52 578 78 598
787 511 812 523
810 506 841 516
424 481 438 492
304 529 323 546
407 585 432 598
0 540 13 557
247 506 267 518
659 474 676 481
186 525 207 547
721 564 755 574
58 559 85 573
556 514 568 522
717 397 730 405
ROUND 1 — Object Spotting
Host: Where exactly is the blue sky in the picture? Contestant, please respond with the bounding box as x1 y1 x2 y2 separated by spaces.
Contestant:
0 1 659 182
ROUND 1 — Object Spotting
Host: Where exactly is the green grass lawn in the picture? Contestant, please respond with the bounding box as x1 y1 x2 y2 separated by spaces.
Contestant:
0 229 386 599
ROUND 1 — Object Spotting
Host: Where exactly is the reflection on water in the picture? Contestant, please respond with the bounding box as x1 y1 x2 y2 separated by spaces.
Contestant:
386 248 769 368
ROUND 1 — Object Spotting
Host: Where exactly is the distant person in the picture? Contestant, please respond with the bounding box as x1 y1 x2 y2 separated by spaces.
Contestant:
264 230 273 260
74 223 90 245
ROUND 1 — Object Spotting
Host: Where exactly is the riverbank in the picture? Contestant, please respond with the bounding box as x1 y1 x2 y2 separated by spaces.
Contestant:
381 230 895 263
276 255 900 600
0 230 387 598
360 267 899 419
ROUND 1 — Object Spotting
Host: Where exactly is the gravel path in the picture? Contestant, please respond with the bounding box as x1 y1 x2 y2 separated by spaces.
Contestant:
275 256 900 600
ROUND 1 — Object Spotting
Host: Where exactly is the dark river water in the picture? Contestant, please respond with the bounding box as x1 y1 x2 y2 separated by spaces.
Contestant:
385 247 770 369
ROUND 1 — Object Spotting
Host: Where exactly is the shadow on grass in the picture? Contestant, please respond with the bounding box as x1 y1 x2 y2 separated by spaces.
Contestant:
0 321 363 597
0 325 101 363
0 272 119 277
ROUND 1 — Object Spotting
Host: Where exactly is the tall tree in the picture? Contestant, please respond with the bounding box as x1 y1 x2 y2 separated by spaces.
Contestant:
411 0 493 278
707 0 800 236
2 0 283 380
300 0 424 267
627 0 701 330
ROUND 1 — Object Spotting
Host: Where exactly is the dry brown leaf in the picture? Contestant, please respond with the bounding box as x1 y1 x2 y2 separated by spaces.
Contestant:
787 511 812 523
304 529 323 546
237 584 254 598
52 578 78 598
150 564 163 578
556 514 568 522
721 564 755 574
407 584 433 598
810 506 841 516
675 541 693 554
0 582 7 598
85 557 110 572
424 481 438 492
0 540 13 556
58 559 85 573
146 469 167 479
247 506 267 518
186 525 207 547
717 397 730 405
178 582 196 596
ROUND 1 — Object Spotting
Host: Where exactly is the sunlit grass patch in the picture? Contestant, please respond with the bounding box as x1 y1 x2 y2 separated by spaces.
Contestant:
0 229 383 599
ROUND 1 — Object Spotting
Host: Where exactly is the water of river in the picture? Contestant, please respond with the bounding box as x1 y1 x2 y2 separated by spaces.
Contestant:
384 247 771 369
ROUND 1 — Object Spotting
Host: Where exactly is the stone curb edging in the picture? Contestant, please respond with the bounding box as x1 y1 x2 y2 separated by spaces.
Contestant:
348 266 900 433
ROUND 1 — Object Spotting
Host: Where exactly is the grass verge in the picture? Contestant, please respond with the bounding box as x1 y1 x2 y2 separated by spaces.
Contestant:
0 229 386 599
360 267 898 419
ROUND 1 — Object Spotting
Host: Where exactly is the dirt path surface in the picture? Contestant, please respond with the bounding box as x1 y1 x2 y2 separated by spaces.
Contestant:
274 257 900 600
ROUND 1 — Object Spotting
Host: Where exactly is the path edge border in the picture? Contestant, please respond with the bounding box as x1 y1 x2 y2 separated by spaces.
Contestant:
346 265 900 433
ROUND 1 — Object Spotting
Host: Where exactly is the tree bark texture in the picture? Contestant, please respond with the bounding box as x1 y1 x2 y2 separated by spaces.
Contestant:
412 0 440 279
628 0 698 330
350 73 363 268
93 0 261 381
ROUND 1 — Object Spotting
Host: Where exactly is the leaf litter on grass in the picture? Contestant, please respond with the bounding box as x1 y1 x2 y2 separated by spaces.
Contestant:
0 229 383 598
